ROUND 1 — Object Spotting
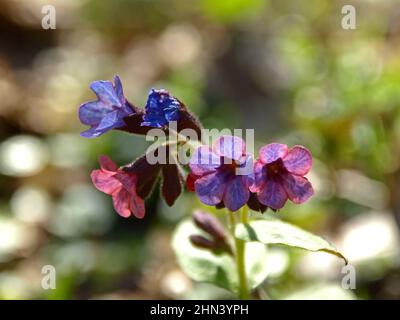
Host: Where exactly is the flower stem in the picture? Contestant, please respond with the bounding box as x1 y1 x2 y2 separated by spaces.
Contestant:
241 205 249 224
228 208 249 300
168 128 202 150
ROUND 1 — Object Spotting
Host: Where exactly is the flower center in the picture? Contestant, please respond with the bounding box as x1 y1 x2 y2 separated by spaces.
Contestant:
266 158 286 177
219 157 240 174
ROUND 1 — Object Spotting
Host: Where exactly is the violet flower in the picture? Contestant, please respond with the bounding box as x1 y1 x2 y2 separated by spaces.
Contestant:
250 143 314 210
189 135 253 212
79 75 134 138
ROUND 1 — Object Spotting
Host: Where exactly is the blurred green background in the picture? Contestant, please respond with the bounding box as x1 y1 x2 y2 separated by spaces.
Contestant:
0 0 400 300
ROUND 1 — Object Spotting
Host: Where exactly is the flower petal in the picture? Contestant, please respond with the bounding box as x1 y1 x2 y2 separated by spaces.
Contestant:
146 89 164 110
257 178 288 209
90 80 121 107
259 143 288 164
283 146 312 175
282 173 314 204
223 176 250 211
91 169 120 195
249 160 266 193
114 172 137 193
98 155 118 172
194 171 226 206
142 89 181 128
189 146 221 175
213 135 246 161
129 191 145 219
164 107 180 122
79 100 109 126
113 75 125 103
80 110 123 138
80 127 104 138
79 77 133 138
112 188 131 218
95 110 124 132
122 154 161 199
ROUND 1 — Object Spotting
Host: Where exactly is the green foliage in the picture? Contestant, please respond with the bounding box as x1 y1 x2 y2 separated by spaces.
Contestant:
235 219 348 264
172 219 269 293
200 0 266 23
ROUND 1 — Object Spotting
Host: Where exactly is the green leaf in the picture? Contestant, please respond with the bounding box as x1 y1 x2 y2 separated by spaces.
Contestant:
245 242 270 290
172 219 269 293
235 219 348 264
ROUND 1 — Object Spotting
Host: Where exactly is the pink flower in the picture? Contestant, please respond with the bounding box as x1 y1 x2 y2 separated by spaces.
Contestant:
90 155 145 218
250 143 314 210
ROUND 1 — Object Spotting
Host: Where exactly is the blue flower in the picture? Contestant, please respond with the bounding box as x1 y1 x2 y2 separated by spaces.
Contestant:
141 89 181 128
79 75 134 138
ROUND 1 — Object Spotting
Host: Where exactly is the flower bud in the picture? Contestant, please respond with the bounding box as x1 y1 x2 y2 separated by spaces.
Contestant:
192 210 226 241
189 235 216 250
189 234 233 255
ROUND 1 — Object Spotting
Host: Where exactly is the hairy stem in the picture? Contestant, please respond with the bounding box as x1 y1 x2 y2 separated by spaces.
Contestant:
168 128 202 150
228 208 249 300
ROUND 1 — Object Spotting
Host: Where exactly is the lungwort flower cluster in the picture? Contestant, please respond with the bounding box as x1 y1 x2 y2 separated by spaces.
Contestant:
79 75 313 219
189 138 313 211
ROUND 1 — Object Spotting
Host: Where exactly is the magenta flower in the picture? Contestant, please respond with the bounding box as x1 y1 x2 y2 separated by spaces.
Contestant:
79 75 134 138
250 143 314 210
189 135 253 212
91 155 145 218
